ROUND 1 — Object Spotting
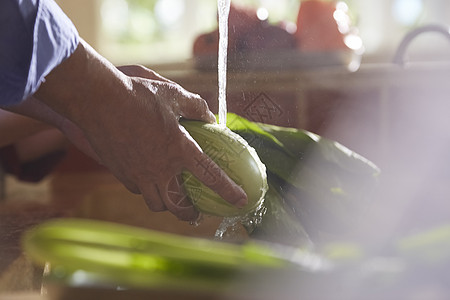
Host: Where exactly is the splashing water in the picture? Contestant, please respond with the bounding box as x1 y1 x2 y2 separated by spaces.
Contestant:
214 216 242 240
214 203 267 241
217 0 230 127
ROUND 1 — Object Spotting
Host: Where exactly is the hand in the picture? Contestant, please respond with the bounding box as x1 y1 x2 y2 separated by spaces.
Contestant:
33 40 247 221
81 74 248 221
2 97 100 162
115 65 210 219
0 108 68 162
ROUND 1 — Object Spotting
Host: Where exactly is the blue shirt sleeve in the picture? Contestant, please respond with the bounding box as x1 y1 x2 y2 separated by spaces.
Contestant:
0 0 79 106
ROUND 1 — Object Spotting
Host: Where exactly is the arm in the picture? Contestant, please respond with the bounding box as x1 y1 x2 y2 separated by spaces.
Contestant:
31 40 247 221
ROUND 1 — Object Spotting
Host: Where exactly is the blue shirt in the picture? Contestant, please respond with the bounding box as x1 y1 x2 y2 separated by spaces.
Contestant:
0 0 79 106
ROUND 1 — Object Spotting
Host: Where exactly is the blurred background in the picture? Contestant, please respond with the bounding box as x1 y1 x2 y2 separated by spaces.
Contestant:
57 0 450 65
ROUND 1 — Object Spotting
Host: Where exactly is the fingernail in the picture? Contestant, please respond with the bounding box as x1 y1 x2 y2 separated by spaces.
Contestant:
207 111 217 123
235 195 248 208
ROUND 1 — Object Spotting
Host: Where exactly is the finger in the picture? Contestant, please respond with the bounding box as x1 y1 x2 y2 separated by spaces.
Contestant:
177 93 216 124
186 149 248 208
112 172 141 194
160 177 199 221
141 184 167 212
118 65 173 83
168 175 196 209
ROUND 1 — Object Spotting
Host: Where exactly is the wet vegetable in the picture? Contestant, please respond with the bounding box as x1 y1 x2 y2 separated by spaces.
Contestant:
250 180 313 248
180 120 268 217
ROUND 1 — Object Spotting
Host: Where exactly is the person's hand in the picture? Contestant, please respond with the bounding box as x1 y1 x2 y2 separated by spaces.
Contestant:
77 74 247 221
0 108 68 163
115 65 208 219
2 97 100 163
33 40 247 221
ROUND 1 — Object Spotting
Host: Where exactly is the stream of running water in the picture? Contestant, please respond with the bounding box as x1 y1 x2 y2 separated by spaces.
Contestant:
217 0 230 127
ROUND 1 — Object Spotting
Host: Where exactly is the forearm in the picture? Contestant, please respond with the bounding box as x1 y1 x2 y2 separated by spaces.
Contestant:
34 39 133 130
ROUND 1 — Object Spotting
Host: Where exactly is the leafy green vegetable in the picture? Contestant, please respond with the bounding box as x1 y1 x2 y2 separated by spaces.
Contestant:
226 113 380 237
250 180 313 248
397 224 450 265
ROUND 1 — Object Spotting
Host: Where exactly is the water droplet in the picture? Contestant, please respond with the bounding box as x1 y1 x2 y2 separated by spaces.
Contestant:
214 203 267 241
189 213 204 227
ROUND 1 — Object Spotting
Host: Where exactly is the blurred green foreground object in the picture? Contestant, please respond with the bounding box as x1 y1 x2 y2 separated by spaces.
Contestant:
22 218 326 294
22 219 450 298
